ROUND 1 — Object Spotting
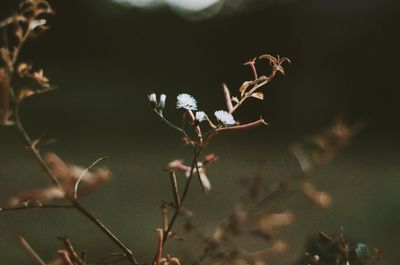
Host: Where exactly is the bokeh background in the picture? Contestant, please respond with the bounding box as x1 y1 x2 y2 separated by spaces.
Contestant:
0 0 399 264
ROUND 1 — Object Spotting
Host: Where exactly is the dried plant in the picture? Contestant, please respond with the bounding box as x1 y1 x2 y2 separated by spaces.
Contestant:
0 2 381 265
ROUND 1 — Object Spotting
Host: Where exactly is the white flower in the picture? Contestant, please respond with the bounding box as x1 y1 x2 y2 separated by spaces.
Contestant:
176 93 197 110
30 19 47 30
214 110 236 125
148 93 157 108
148 93 157 103
195 111 207 122
159 94 166 109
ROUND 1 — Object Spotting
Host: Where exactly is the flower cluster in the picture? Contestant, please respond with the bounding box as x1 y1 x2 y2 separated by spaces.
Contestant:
148 55 289 195
149 92 239 128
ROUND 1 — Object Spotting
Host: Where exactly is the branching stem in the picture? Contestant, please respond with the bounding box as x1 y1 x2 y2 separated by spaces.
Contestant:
13 103 139 265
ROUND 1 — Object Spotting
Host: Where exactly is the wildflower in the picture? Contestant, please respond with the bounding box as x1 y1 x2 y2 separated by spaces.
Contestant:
176 93 197 110
195 111 207 123
159 94 166 110
214 110 236 126
30 19 47 30
148 93 157 109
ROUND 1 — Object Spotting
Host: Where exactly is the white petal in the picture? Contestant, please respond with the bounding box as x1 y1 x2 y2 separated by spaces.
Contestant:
195 111 207 122
214 110 236 125
176 93 197 110
159 94 166 109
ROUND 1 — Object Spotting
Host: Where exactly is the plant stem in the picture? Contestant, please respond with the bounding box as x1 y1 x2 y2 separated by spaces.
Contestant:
18 236 47 265
229 71 277 114
13 104 139 265
0 204 74 212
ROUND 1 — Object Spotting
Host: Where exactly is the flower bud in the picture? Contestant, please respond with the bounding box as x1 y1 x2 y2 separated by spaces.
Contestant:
148 93 157 109
159 94 166 110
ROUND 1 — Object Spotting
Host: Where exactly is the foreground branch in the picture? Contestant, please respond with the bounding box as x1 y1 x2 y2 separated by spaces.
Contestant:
13 104 139 265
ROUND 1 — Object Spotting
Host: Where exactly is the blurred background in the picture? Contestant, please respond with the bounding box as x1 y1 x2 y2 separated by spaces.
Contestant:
0 0 399 264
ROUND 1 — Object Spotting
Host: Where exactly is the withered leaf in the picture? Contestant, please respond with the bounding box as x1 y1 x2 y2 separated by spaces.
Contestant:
251 92 264 100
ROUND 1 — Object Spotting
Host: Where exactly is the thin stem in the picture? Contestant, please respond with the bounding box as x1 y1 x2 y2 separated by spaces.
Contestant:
154 109 194 148
11 20 33 66
216 118 267 133
74 198 138 264
0 204 73 212
160 140 202 247
13 104 139 265
74 156 110 199
58 236 85 265
194 154 207 193
229 71 277 114
18 236 47 265
14 104 64 190
0 16 24 28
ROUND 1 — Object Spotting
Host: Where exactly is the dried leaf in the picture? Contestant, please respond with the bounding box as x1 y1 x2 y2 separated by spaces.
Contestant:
259 211 295 232
239 81 251 97
8 186 65 207
302 182 332 208
231 96 239 103
251 92 264 100
198 169 211 192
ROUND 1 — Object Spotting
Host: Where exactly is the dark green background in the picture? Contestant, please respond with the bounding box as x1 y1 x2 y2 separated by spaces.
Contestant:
0 0 399 264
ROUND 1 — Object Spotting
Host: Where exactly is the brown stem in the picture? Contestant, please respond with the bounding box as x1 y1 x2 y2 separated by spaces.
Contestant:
216 118 268 133
0 204 74 212
58 236 85 265
13 104 139 265
18 236 47 265
154 229 164 265
156 140 203 263
71 200 138 264
230 71 277 114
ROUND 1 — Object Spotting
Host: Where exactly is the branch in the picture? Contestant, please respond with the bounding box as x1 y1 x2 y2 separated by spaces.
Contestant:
13 103 139 265
18 236 47 265
0 204 73 212
217 118 268 133
58 236 85 265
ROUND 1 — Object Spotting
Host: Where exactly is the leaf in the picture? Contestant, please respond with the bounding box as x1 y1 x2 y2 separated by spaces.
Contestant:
239 81 250 97
231 96 239 103
276 65 285 75
251 92 264 100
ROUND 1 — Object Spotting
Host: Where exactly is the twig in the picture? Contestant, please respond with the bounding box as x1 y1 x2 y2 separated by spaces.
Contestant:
229 71 277 114
216 118 267 133
18 236 47 265
58 250 74 265
58 236 85 265
154 109 194 148
154 229 164 265
160 141 201 249
13 104 139 265
0 204 73 212
169 170 181 208
73 156 110 199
